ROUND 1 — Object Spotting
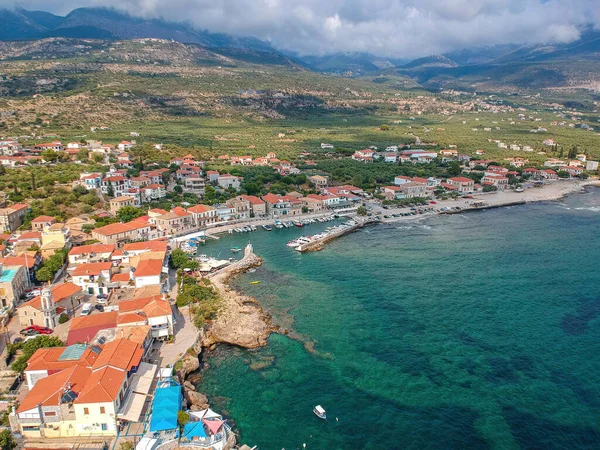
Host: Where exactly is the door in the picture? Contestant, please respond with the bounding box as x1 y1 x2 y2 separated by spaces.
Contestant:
88 287 94 295
29 318 34 325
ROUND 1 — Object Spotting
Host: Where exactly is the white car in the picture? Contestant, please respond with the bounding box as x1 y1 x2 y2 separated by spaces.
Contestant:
80 303 92 316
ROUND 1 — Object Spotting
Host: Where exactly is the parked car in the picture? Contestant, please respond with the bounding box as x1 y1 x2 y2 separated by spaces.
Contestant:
20 325 53 335
95 304 104 312
80 303 92 316
96 297 108 305
12 337 23 344
20 328 39 336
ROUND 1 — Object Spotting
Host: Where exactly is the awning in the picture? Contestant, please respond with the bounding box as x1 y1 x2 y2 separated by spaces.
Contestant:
118 393 147 422
130 362 157 395
203 419 224 435
135 438 157 450
189 408 222 420
183 421 207 439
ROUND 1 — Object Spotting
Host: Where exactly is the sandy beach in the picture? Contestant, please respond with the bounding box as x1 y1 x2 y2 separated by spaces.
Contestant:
379 179 600 224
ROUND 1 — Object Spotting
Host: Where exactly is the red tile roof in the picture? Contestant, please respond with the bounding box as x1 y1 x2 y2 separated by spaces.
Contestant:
17 365 91 413
122 240 167 252
19 282 81 311
92 338 143 371
25 345 99 372
119 295 171 318
187 204 215 213
67 312 118 345
0 255 35 269
31 215 55 223
93 221 149 237
448 177 474 183
134 259 163 278
75 366 126 404
72 262 112 277
69 243 115 256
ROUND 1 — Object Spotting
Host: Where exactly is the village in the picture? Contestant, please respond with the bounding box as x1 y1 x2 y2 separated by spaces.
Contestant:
0 126 598 450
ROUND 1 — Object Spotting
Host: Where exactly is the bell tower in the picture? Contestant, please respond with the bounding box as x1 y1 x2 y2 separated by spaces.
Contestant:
41 287 57 329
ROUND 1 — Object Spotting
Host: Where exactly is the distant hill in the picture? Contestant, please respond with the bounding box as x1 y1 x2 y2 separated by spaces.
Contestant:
300 52 409 74
390 32 600 90
401 55 458 69
0 6 276 52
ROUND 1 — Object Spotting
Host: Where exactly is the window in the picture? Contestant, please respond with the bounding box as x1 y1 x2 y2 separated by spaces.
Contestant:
83 407 89 415
100 406 105 414
44 411 57 417
101 423 108 431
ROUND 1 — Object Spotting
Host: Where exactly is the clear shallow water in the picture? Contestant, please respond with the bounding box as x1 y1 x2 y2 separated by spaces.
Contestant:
197 189 600 450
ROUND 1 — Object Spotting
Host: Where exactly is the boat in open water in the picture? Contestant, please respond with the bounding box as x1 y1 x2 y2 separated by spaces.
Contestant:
313 405 326 420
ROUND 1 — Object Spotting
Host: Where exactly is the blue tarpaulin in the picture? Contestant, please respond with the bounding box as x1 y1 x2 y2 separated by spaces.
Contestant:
183 421 208 439
149 384 181 432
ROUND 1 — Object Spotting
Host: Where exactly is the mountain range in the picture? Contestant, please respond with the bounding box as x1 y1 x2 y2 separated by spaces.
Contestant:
1 6 599 90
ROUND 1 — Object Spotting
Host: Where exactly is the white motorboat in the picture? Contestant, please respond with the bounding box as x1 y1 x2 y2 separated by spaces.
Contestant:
313 405 326 420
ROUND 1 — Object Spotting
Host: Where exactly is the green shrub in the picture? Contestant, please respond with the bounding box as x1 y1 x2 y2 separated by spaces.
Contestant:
58 313 70 324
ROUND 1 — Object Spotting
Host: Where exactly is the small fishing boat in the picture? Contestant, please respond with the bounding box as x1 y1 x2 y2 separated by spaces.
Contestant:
231 246 242 253
313 405 326 420
293 221 304 228
263 225 273 231
250 281 261 285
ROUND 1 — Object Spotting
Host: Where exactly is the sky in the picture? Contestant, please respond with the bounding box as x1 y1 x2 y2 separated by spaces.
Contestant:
5 0 600 58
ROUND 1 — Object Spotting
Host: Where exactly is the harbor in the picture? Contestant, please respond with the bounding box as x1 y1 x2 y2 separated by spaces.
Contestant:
289 218 375 252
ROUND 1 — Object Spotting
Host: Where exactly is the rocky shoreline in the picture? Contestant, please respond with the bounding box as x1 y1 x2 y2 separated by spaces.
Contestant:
174 244 275 448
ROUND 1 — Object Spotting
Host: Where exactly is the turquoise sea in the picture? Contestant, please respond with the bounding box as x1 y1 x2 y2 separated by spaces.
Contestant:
196 188 600 450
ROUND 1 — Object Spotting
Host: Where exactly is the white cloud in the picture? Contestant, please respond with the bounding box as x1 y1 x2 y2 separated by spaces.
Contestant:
4 0 600 58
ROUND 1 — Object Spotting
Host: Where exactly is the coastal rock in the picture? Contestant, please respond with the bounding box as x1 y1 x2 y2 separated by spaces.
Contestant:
184 388 209 409
177 353 200 381
206 250 272 349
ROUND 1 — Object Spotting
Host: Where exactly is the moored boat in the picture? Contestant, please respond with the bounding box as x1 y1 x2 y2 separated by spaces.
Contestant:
313 405 326 420
231 246 242 253
263 225 273 231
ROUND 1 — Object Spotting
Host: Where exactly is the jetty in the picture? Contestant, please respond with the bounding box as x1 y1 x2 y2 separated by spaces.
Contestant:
295 217 377 252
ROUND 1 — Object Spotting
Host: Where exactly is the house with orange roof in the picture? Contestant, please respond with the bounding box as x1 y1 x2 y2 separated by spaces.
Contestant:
217 174 242 190
31 215 56 232
300 196 325 213
67 311 119 345
236 195 266 217
132 259 164 288
119 294 174 338
68 243 115 265
153 209 194 237
187 204 217 227
446 177 475 194
24 344 100 388
91 220 152 244
482 174 509 190
261 194 302 217
118 140 134 151
141 183 166 202
17 282 82 327
71 262 113 295
14 337 146 438
109 196 136 215
101 175 131 197
117 240 168 265
0 202 29 232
